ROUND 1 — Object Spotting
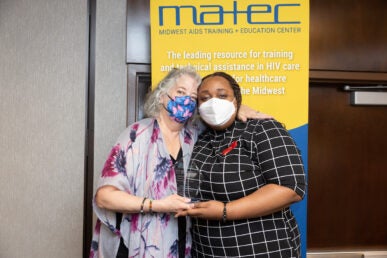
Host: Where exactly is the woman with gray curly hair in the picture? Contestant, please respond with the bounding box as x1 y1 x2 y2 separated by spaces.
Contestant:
90 66 270 258
144 66 201 119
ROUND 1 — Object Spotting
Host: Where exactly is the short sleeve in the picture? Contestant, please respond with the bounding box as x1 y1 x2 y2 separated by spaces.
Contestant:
254 119 306 198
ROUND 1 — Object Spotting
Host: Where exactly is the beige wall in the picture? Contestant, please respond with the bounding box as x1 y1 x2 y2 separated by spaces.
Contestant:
0 0 128 256
0 0 123 256
91 0 128 242
93 0 127 199
0 0 87 257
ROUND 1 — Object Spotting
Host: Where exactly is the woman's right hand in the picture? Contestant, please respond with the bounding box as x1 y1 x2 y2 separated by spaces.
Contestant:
153 194 194 213
95 186 193 214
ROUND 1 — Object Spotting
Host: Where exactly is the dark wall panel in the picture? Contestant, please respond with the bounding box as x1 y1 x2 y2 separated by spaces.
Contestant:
308 84 387 249
310 0 387 72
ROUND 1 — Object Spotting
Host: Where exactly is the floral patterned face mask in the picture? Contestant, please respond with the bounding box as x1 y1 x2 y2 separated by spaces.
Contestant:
165 95 196 123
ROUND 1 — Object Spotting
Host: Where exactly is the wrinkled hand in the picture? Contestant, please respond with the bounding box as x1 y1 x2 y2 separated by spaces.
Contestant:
157 194 194 213
175 200 223 220
237 104 273 122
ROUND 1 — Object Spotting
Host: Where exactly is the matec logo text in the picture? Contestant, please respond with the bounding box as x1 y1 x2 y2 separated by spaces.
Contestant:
158 1 301 26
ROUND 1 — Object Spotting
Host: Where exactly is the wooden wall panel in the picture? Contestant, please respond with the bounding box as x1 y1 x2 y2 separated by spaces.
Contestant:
308 84 387 250
310 0 387 72
126 0 150 63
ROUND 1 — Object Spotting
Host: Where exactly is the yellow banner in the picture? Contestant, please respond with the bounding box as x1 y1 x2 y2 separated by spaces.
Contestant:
151 1 309 256
151 0 309 130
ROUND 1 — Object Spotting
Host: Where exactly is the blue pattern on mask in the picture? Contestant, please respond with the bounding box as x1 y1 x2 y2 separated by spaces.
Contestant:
166 95 196 123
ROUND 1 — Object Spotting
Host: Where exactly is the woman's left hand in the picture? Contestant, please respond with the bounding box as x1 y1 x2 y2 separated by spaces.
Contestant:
237 105 273 122
175 200 223 220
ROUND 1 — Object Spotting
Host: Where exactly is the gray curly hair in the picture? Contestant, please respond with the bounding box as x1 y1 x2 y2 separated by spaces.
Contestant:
144 66 202 118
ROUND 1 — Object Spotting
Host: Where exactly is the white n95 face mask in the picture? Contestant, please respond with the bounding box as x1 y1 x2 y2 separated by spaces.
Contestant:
198 98 236 126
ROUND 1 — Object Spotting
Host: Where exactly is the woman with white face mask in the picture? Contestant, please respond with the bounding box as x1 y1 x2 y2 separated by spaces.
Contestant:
176 72 306 258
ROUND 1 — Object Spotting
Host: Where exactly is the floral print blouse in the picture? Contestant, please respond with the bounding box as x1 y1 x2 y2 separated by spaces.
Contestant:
89 118 200 258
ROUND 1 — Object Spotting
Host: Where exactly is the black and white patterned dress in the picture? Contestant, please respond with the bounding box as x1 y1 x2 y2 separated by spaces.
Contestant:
188 119 306 258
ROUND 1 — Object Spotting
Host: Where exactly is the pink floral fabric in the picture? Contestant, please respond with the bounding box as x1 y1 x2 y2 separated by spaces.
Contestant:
89 118 200 258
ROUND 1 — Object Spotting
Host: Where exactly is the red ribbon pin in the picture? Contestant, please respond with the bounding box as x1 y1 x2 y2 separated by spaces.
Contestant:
221 141 238 156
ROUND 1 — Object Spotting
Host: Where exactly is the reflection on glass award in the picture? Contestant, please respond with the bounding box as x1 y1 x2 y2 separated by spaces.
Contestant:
185 160 200 203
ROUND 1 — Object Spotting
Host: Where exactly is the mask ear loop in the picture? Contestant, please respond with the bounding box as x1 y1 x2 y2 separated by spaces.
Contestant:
231 97 239 113
163 94 172 113
159 93 171 114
